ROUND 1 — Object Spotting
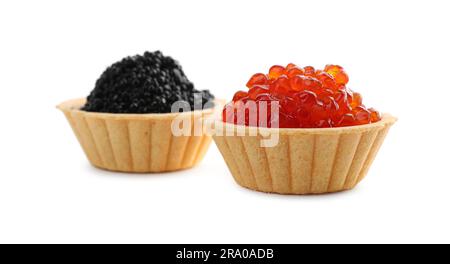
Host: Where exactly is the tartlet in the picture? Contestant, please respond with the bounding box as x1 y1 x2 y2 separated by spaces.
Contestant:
213 63 396 194
58 98 217 172
58 51 217 173
213 114 396 194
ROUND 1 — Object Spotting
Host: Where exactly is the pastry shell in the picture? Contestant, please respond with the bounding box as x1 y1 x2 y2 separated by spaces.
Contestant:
58 98 218 173
212 114 396 194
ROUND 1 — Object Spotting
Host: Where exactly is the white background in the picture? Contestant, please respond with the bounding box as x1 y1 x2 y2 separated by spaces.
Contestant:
1 0 449 243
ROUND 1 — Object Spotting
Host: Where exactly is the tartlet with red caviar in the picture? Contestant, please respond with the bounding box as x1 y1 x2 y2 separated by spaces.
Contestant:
213 64 396 194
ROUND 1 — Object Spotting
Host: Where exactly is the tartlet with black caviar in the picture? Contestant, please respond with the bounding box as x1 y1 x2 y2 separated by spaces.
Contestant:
58 51 217 172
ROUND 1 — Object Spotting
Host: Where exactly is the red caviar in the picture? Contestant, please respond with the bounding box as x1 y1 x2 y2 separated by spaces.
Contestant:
223 63 381 128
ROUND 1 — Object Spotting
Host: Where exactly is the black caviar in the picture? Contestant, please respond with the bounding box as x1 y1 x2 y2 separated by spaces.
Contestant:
83 51 214 113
